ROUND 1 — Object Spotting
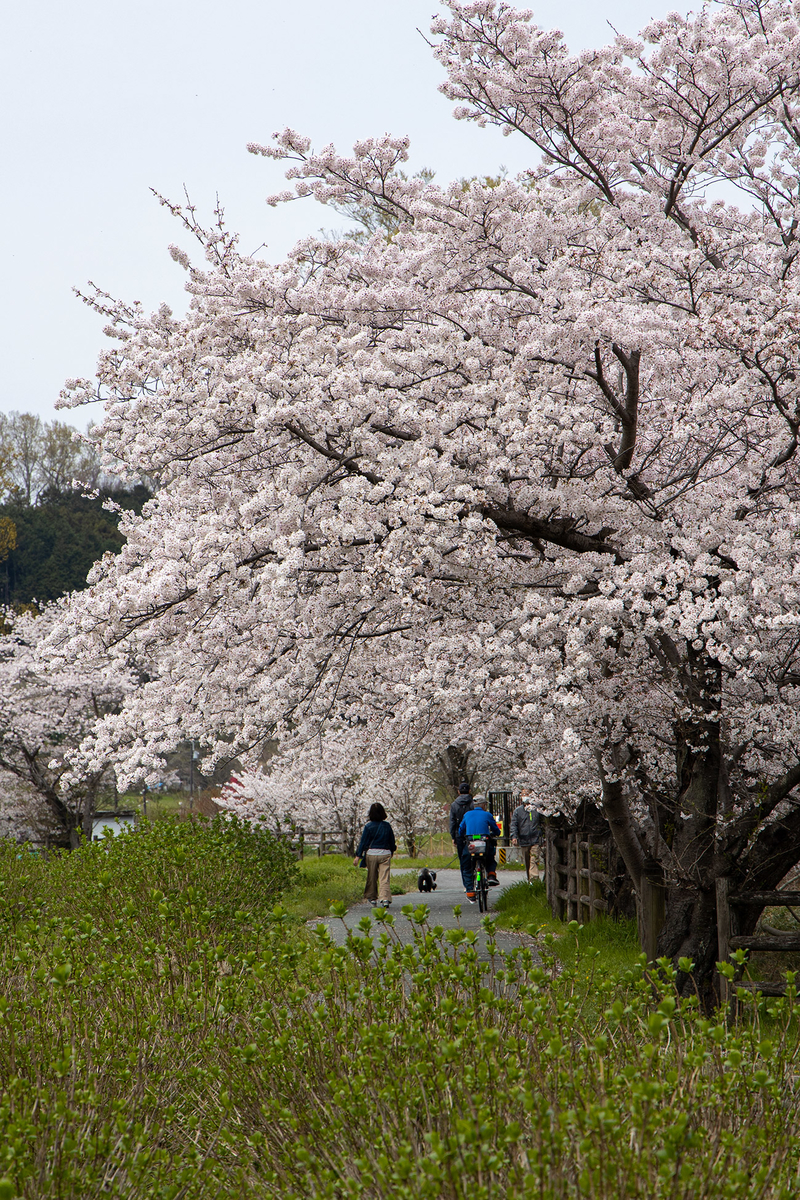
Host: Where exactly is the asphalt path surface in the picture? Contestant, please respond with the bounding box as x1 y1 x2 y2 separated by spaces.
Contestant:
320 867 537 960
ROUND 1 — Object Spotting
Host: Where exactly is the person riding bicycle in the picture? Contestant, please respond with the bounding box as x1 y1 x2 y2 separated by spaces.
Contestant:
458 797 501 902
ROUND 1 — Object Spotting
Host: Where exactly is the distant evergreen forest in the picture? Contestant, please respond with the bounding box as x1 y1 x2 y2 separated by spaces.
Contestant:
1 410 152 605
0 485 152 605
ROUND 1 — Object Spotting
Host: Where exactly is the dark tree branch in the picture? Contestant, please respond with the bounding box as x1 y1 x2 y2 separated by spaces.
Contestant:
482 504 624 561
285 421 381 486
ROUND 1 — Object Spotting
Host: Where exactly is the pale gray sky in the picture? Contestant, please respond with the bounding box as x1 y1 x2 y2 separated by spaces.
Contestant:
1 0 674 427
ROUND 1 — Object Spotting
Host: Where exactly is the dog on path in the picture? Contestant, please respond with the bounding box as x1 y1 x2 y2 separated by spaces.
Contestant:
417 867 437 893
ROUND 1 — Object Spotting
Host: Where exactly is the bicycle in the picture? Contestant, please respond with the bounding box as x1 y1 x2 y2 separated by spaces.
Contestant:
467 835 491 912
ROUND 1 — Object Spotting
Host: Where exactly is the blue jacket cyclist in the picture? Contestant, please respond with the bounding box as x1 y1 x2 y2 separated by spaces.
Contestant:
457 798 500 901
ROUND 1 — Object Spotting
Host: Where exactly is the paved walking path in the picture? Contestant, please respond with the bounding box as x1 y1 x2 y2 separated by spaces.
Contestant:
320 867 537 960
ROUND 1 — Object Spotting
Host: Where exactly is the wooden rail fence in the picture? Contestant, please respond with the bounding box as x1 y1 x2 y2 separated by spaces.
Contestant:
717 877 800 1003
544 823 662 960
545 827 611 923
292 829 348 858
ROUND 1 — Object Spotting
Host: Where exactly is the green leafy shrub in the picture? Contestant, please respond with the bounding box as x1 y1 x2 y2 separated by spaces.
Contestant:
0 814 297 939
0 829 799 1197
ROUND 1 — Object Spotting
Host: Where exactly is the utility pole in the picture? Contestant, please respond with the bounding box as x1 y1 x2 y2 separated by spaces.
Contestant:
190 740 200 811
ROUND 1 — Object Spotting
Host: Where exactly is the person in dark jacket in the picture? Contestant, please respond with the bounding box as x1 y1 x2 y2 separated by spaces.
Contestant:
450 782 474 892
353 802 397 906
510 790 543 882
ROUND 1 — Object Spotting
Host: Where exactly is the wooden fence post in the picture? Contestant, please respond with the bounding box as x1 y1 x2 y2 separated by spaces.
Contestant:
568 831 577 921
639 875 665 964
545 827 558 918
716 876 731 1008
544 826 613 924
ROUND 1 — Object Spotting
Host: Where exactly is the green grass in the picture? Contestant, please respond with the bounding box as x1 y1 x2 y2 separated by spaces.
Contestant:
283 855 366 921
118 789 184 817
390 870 419 894
401 832 455 858
284 857 420 922
493 878 641 975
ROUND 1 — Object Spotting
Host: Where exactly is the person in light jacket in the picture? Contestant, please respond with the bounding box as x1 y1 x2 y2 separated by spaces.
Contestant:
353 802 397 907
510 791 543 883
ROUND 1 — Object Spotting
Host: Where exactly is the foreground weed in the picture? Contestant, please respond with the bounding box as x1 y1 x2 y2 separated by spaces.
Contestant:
0 830 799 1197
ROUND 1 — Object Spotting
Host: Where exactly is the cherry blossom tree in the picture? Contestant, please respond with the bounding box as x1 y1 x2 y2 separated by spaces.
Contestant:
0 606 133 847
217 726 441 856
51 0 800 995
218 736 367 855
388 772 445 858
0 769 50 844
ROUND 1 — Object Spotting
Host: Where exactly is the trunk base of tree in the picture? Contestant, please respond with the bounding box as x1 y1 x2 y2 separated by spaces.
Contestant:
656 887 720 1008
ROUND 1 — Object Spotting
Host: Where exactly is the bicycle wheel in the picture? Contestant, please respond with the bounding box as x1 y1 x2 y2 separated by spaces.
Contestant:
476 856 488 913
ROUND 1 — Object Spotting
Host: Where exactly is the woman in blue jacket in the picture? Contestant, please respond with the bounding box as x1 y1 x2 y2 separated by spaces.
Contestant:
353 803 397 907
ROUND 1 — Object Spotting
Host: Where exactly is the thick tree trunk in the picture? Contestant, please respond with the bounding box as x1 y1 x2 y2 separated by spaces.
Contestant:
438 745 475 794
656 884 720 1002
597 742 669 959
651 650 722 1002
339 820 358 858
594 650 800 1008
39 786 75 849
597 649 728 1005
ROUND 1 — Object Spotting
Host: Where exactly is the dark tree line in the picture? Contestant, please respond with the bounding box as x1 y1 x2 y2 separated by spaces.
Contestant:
1 486 152 605
1 410 151 604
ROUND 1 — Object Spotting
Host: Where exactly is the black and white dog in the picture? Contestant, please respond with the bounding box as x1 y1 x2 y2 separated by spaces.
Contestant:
417 867 438 893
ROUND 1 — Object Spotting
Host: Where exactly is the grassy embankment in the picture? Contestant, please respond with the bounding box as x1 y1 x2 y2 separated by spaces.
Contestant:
493 877 642 976
2 817 800 1198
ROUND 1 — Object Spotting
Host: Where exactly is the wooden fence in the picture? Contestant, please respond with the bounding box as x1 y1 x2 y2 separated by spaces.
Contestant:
716 877 800 1003
545 825 800 985
544 823 654 949
544 826 612 923
293 829 348 858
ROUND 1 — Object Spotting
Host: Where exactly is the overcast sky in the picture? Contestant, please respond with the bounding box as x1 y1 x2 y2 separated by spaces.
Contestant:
1 0 676 428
